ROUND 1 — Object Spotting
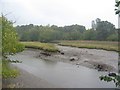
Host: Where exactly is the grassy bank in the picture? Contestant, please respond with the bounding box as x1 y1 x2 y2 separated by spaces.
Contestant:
21 42 59 52
2 60 19 79
58 40 119 52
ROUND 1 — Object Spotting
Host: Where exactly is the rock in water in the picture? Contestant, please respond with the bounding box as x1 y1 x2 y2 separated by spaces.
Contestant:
70 57 78 61
108 73 116 77
61 52 64 55
97 64 103 71
40 52 51 56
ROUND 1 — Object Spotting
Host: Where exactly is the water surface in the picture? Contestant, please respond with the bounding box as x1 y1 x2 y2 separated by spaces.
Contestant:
9 49 116 88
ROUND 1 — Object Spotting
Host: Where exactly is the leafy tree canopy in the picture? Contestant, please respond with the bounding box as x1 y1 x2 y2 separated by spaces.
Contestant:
2 15 24 55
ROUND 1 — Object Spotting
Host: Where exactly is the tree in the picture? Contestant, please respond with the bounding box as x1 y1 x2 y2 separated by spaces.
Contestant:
115 0 120 15
16 20 117 41
107 33 118 41
91 20 96 30
2 15 24 55
83 29 97 40
91 18 117 41
96 21 116 40
96 18 101 24
99 1 120 87
1 15 24 79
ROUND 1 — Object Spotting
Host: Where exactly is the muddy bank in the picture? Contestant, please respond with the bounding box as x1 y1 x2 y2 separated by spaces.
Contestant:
38 45 118 72
6 48 117 88
2 65 57 88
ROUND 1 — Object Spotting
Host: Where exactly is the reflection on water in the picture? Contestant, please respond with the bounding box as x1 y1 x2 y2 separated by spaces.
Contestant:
8 50 116 88
41 59 58 67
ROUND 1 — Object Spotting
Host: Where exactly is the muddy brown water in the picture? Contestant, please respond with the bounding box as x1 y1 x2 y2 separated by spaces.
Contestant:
8 46 118 88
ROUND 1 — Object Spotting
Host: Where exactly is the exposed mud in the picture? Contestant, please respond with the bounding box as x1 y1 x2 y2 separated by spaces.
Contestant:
4 46 118 88
37 45 118 72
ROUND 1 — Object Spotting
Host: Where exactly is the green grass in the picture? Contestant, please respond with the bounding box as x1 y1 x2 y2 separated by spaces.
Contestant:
21 42 59 52
58 40 119 52
2 60 19 79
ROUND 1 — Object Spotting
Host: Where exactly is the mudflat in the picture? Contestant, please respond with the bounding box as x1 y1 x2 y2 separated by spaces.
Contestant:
2 45 118 88
38 45 118 72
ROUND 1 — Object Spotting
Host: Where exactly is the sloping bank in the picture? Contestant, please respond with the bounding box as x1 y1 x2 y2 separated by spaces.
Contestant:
21 41 118 72
58 40 119 53
2 65 57 88
6 49 117 88
3 43 118 88
21 42 59 52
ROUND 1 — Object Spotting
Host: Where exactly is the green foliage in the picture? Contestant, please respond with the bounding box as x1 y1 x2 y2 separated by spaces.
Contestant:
100 1 120 87
100 73 120 87
115 0 120 15
83 29 97 40
107 34 118 41
2 60 19 79
1 16 24 79
96 21 116 41
2 16 24 55
21 42 59 52
16 19 118 42
59 40 119 52
16 24 86 42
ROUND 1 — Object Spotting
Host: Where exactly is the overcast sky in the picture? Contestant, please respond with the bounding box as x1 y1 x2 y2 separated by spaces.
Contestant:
1 0 118 29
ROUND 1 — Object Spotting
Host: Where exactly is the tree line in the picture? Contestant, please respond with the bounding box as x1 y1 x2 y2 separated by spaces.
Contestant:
16 18 118 42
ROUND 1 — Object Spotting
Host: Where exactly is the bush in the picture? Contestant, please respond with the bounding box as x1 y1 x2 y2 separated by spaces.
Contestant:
100 73 120 87
2 60 19 79
15 43 25 53
107 34 118 41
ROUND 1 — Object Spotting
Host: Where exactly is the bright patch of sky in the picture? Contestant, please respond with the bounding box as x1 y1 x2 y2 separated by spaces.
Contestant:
1 0 118 29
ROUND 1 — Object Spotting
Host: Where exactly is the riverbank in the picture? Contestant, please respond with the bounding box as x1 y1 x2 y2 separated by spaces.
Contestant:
3 45 118 88
2 65 57 88
37 45 118 72
21 42 59 52
5 49 116 88
58 40 119 52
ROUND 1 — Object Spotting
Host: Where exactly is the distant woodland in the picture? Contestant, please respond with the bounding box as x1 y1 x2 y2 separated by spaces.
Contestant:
16 18 118 42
